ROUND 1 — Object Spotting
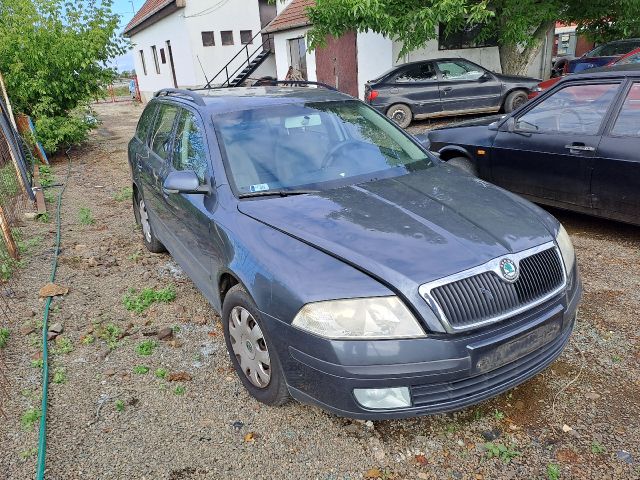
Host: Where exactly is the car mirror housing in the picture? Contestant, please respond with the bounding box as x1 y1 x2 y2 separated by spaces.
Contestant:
499 117 516 132
163 170 210 195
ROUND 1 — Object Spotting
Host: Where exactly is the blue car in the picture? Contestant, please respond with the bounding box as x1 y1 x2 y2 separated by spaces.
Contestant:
128 86 581 419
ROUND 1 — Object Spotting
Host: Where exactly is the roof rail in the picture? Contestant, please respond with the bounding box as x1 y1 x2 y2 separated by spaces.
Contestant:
154 88 206 106
250 79 338 91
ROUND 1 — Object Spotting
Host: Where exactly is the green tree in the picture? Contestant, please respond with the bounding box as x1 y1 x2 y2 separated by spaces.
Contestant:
307 0 640 75
0 0 128 152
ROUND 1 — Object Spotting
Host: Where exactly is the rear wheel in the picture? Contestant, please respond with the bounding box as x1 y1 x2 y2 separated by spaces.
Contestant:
504 90 528 112
386 103 413 128
222 284 289 406
133 190 165 253
447 156 478 176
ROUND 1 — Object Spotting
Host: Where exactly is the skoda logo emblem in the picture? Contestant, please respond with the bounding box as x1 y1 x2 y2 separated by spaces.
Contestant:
499 258 518 281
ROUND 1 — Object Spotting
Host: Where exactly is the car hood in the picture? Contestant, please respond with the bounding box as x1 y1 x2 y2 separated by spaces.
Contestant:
494 73 540 85
238 166 554 286
568 56 617 72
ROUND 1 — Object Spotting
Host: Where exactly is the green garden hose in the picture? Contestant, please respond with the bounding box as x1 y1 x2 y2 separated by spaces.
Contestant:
36 149 71 480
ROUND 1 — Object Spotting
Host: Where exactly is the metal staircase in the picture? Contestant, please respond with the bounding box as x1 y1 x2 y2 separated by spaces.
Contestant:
204 31 274 89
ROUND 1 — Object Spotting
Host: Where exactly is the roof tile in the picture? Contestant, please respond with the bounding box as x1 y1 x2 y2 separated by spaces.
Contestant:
265 0 315 33
124 0 174 34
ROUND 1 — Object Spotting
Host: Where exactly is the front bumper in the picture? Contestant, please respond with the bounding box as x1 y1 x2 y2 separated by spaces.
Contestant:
263 274 582 420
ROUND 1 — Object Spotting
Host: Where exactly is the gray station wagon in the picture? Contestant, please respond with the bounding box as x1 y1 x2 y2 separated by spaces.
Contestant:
128 85 581 419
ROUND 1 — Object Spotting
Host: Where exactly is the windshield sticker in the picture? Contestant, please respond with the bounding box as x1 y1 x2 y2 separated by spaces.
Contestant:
250 183 269 193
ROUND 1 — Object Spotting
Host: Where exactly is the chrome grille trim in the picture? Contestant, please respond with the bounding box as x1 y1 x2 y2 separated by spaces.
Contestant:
419 242 566 333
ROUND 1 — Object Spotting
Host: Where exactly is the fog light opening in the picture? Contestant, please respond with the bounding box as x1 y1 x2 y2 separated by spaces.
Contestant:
353 387 411 409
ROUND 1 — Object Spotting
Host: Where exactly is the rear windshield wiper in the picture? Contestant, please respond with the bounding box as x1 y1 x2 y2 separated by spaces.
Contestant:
238 189 319 199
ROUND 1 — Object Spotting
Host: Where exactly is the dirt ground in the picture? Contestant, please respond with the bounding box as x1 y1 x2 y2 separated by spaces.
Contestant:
1 102 639 480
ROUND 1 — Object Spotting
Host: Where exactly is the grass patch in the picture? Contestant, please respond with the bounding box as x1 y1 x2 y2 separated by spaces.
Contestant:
0 327 9 348
115 399 125 412
114 186 133 202
484 442 520 463
133 365 150 374
591 441 605 454
20 447 37 460
21 409 41 430
136 340 157 356
78 207 95 226
547 463 561 480
155 368 167 379
81 334 95 345
123 285 176 314
31 359 43 369
52 368 66 384
97 323 121 350
174 385 186 396
53 337 73 354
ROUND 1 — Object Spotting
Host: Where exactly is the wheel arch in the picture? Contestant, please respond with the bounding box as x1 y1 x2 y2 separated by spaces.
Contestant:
438 145 473 162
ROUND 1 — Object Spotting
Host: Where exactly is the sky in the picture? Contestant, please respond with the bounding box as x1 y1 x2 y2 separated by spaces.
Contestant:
109 0 142 72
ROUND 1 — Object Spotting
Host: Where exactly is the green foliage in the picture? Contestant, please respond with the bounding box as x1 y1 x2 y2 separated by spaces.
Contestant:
53 336 73 354
78 207 95 226
114 186 133 202
136 340 157 356
133 365 150 374
31 359 44 369
493 409 505 420
38 166 53 187
0 327 9 348
0 162 20 205
591 441 605 454
484 442 520 463
154 368 167 379
20 447 38 460
21 408 41 430
98 323 121 350
123 286 177 314
174 385 186 396
52 367 66 384
0 0 128 152
547 463 561 480
115 399 125 412
81 334 95 345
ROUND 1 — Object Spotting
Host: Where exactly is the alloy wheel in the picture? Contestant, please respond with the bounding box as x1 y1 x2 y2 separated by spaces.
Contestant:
228 306 271 388
139 198 152 243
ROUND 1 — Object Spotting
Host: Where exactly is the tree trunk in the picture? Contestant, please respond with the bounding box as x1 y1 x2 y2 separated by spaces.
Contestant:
499 21 555 76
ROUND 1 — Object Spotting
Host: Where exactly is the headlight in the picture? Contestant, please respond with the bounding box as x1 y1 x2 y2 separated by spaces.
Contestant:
555 224 575 275
292 296 426 339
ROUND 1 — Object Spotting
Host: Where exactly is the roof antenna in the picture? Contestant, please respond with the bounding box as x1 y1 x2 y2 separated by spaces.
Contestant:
197 55 210 87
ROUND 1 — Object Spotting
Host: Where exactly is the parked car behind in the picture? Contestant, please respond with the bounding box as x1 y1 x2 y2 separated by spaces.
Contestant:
530 47 640 99
128 85 580 419
553 39 640 77
364 58 540 128
423 64 640 226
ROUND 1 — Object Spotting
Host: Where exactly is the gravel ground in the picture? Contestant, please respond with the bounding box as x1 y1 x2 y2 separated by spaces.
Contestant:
0 103 638 479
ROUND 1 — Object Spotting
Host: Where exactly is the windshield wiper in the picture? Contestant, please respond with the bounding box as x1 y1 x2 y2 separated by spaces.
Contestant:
238 189 319 199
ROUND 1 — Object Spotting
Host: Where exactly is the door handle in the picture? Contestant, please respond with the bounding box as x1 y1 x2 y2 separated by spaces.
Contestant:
442 86 453 93
564 144 595 152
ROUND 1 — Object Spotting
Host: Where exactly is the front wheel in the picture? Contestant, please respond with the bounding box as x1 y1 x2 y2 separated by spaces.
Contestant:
222 285 290 406
504 90 529 113
386 103 413 128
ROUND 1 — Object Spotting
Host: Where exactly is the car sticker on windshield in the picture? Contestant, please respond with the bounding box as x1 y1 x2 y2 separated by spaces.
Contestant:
250 183 269 193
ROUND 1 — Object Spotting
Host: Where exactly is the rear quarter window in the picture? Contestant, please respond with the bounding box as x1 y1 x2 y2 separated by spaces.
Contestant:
136 103 158 143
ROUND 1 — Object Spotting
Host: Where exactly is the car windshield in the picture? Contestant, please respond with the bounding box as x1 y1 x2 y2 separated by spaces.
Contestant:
214 100 433 195
587 40 640 57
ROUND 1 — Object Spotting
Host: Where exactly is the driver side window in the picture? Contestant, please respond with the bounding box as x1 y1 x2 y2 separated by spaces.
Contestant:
515 83 620 135
436 60 484 81
173 109 208 183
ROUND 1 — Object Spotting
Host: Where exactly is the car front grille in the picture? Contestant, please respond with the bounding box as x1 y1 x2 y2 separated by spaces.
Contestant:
420 244 566 332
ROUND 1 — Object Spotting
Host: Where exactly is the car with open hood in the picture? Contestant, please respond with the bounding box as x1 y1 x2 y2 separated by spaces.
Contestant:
128 85 581 419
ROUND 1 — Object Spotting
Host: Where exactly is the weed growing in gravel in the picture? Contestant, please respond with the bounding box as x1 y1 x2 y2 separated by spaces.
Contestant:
611 355 622 363
174 385 186 395
133 365 150 374
81 334 95 345
154 368 167 379
98 323 121 350
492 409 505 420
484 442 520 463
20 447 37 460
0 327 9 348
136 340 157 356
128 251 141 262
115 400 125 412
591 441 605 454
21 409 41 430
31 359 43 369
37 212 50 223
78 207 95 226
39 166 54 187
123 286 176 314
43 189 56 204
52 368 66 384
547 463 561 480
114 186 133 201
53 337 73 354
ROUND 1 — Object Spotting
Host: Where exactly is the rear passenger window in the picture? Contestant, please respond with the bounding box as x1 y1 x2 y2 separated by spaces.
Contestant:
611 83 640 137
394 63 436 83
150 104 179 160
136 104 157 142
173 110 208 183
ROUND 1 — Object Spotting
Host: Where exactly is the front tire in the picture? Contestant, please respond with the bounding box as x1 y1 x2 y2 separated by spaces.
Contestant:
222 285 290 406
447 156 478 176
386 103 413 128
504 90 528 112
133 190 165 253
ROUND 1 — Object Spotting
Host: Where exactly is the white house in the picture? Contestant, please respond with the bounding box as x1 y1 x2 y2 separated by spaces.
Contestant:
124 0 278 101
267 0 554 99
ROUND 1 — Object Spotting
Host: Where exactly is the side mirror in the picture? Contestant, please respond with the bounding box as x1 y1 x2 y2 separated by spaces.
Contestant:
479 72 491 82
163 170 210 195
500 117 516 132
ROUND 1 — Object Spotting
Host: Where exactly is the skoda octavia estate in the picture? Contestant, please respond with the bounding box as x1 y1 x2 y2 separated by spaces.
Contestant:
128 86 582 419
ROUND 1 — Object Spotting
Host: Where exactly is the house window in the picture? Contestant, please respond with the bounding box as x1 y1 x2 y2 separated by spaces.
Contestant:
438 23 498 50
160 48 167 64
139 50 147 75
221 31 234 46
202 31 215 47
240 30 253 44
151 45 160 74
